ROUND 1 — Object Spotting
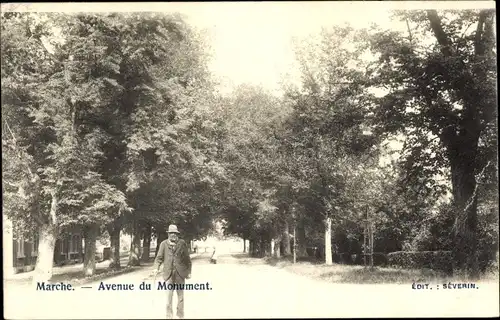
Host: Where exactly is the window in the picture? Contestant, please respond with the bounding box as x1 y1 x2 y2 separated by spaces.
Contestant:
69 235 80 254
60 239 65 254
31 235 39 256
16 237 25 258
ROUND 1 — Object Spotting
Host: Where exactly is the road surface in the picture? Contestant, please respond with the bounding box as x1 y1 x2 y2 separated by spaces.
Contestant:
4 254 499 319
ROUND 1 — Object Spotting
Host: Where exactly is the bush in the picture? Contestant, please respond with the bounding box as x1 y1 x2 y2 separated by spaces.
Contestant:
333 253 354 264
296 256 322 264
387 251 453 274
373 252 388 266
306 246 322 259
352 253 388 266
351 254 363 265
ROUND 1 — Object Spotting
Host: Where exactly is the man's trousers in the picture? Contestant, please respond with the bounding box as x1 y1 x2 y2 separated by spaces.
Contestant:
165 270 185 319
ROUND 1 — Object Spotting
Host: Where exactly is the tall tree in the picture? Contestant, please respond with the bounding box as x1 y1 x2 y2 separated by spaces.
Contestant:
283 25 379 264
121 13 225 262
216 84 290 257
2 12 130 280
367 9 497 277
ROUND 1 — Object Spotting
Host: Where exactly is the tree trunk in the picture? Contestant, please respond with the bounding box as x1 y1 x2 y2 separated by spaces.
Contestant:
324 216 333 265
296 223 307 258
185 237 192 254
267 238 273 257
261 238 266 257
251 238 259 257
155 230 167 257
363 222 367 267
260 238 265 257
426 9 492 279
369 222 374 269
32 224 58 283
243 237 246 253
274 237 281 258
293 225 297 264
128 223 141 266
108 223 121 269
141 224 152 262
283 220 291 256
83 224 99 277
33 191 59 283
449 152 480 278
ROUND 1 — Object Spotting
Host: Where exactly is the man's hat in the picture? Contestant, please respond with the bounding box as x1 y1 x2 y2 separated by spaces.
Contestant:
167 224 180 234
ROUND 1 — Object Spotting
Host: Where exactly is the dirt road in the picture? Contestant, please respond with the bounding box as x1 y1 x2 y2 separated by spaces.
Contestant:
4 254 499 319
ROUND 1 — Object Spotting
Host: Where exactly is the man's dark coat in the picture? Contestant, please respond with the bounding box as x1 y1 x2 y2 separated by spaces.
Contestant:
153 239 192 280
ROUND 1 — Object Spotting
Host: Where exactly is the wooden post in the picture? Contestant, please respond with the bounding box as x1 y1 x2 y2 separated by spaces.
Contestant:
366 206 371 268
293 224 297 264
363 221 367 267
367 222 371 268
370 222 374 269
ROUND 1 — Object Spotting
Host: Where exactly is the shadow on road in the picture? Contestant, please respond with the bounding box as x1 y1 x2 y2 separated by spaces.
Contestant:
217 253 322 266
213 253 272 265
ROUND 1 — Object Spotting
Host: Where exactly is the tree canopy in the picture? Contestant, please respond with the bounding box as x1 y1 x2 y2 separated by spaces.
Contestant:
2 9 497 280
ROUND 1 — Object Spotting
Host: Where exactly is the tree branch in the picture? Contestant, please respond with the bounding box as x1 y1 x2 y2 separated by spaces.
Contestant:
4 119 36 180
3 174 26 187
426 10 484 138
474 10 488 56
459 22 474 41
405 18 413 49
311 140 329 219
481 10 495 53
452 160 492 233
426 10 453 57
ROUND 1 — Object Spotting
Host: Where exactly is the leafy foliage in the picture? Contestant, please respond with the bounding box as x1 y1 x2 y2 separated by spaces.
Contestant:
387 250 453 274
2 9 497 278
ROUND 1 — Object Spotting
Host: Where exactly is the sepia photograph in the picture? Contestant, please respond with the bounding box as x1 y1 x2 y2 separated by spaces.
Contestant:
2 1 499 319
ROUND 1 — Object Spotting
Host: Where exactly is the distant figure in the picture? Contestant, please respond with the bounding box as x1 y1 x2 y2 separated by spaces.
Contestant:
210 245 218 264
152 224 192 319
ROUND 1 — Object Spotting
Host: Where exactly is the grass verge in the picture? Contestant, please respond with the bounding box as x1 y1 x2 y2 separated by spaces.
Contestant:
228 253 499 284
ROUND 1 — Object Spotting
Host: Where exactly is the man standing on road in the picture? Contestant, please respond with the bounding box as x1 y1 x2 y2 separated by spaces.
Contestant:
152 224 192 319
